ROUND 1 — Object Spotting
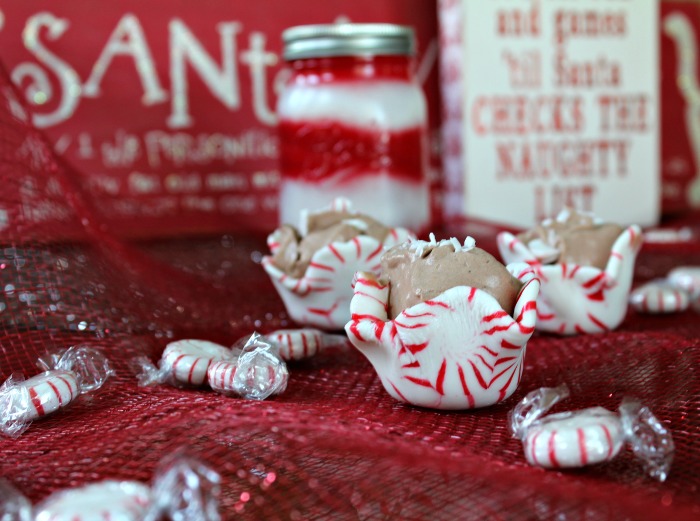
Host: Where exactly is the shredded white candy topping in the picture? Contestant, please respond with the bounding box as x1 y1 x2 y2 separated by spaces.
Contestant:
555 208 572 223
342 218 369 232
553 208 603 225
406 233 476 258
300 197 357 236
329 197 353 213
299 208 310 236
527 239 560 263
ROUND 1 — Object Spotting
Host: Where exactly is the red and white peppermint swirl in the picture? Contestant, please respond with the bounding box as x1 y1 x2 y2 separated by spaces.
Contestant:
34 481 152 521
161 340 233 386
630 280 690 314
346 264 539 410
523 407 624 469
22 370 79 420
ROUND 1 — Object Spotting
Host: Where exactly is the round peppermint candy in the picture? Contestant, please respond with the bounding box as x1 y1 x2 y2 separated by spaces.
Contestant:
207 360 238 393
161 339 233 386
34 481 152 521
22 370 80 420
630 280 690 314
523 407 624 468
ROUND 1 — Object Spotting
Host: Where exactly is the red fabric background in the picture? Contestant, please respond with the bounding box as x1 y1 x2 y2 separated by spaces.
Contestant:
0 64 699 519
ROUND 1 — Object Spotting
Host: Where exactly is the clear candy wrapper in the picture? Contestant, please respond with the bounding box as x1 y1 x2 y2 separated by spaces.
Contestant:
0 345 113 438
226 332 289 400
0 454 220 521
133 333 288 401
510 386 674 481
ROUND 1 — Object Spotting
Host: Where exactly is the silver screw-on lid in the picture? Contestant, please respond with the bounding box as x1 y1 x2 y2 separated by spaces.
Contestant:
282 23 415 61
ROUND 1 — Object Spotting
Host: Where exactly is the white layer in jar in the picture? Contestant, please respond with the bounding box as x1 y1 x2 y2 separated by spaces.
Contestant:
277 81 429 231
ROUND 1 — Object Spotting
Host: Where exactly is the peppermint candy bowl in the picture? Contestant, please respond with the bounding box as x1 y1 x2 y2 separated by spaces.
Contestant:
497 225 643 335
262 228 412 331
344 264 539 410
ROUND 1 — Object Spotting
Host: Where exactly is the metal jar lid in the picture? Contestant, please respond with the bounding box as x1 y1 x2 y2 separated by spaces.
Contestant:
282 23 415 61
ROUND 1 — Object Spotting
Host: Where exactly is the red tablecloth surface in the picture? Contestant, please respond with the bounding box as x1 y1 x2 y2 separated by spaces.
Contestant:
1 228 699 520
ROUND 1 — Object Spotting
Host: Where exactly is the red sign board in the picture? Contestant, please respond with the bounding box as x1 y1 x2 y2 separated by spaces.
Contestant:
0 1 441 237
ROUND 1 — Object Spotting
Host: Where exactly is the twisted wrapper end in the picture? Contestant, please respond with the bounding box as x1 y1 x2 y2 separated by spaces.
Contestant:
147 453 221 521
130 356 172 387
0 374 32 438
619 398 675 482
38 344 114 394
0 478 32 520
230 332 289 400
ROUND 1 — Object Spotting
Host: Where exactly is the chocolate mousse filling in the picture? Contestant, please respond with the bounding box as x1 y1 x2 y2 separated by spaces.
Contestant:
517 209 623 269
271 209 390 279
380 237 523 319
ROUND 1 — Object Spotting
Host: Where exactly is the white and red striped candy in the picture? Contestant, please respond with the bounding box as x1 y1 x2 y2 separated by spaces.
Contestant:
668 266 700 300
22 370 80 421
523 407 624 469
161 340 233 386
266 329 325 361
629 280 690 314
207 360 238 393
34 481 152 521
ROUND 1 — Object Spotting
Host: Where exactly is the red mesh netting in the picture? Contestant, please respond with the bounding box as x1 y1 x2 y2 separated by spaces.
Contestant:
0 63 699 520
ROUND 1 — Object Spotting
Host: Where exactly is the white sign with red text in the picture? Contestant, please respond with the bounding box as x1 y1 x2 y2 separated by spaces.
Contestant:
461 0 659 227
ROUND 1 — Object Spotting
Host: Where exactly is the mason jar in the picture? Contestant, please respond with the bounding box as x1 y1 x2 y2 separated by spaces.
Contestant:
278 23 430 230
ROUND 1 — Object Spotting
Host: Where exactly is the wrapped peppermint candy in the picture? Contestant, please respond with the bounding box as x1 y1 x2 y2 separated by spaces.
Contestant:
133 333 288 401
209 332 288 400
510 386 675 481
132 339 237 387
0 345 113 438
630 265 700 314
629 279 691 314
265 328 348 361
0 454 220 521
